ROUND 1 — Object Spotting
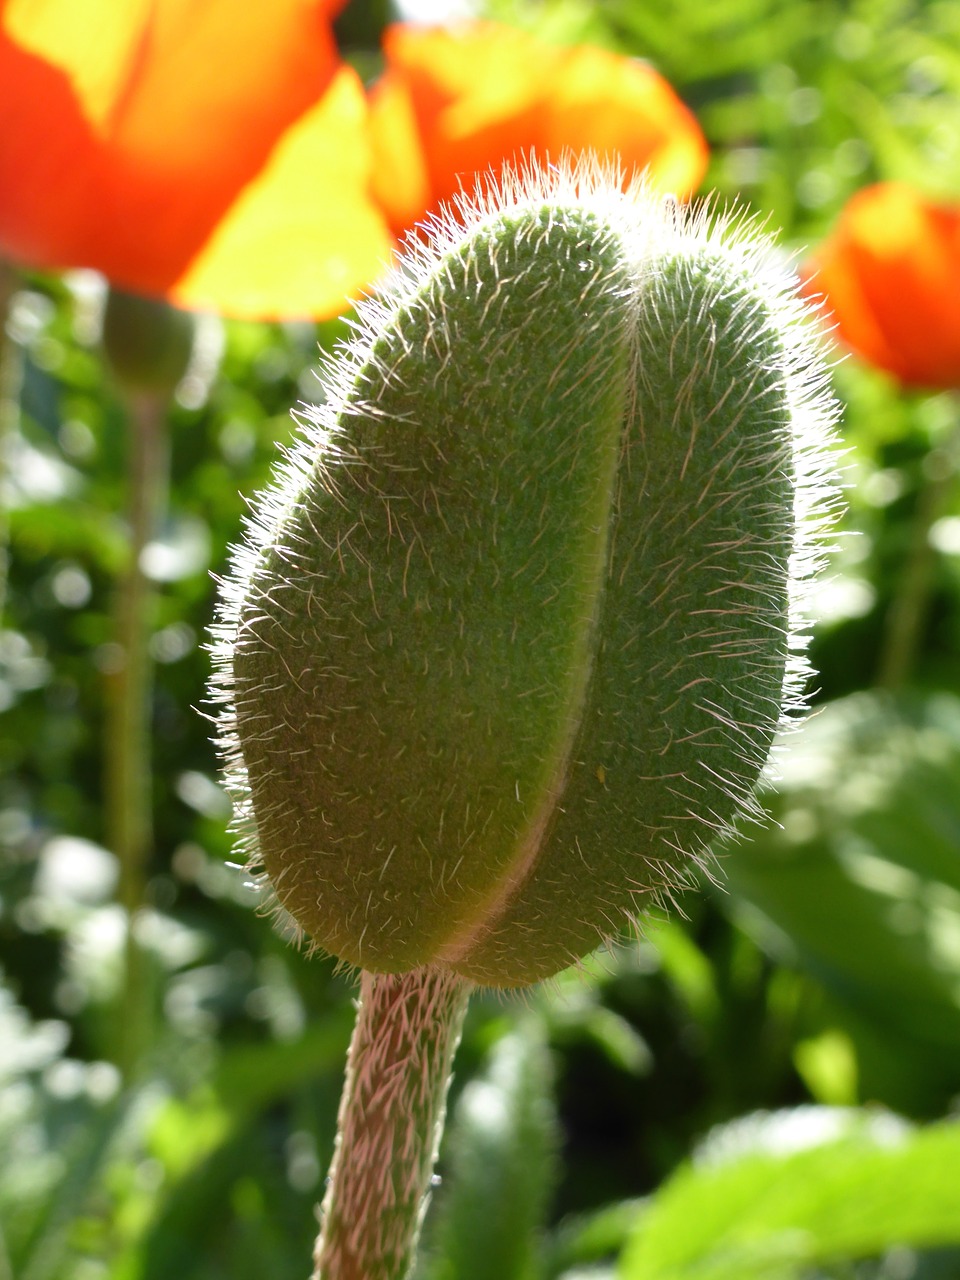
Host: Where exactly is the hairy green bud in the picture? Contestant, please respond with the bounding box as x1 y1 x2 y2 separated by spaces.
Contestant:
211 160 836 987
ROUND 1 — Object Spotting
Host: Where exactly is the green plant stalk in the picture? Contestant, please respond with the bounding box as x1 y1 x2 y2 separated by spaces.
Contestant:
313 967 473 1280
0 261 20 624
101 287 193 1080
876 395 960 689
106 390 168 1079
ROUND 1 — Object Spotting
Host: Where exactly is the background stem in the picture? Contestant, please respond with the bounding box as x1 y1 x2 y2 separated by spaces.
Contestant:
106 390 169 1081
0 261 20 623
313 966 473 1280
876 397 960 690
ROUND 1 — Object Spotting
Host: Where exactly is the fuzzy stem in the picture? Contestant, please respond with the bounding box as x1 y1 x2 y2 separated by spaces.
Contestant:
313 966 473 1280
106 390 169 1080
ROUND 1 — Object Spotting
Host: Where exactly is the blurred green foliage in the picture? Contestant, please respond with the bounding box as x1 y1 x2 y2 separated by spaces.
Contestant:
2 0 960 1277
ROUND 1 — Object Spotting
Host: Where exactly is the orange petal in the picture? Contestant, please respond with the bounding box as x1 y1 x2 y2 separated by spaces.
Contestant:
809 183 960 389
367 68 432 240
369 22 708 235
94 0 344 292
541 44 709 196
371 23 550 232
0 13 100 267
2 0 384 318
172 66 395 321
4 0 154 132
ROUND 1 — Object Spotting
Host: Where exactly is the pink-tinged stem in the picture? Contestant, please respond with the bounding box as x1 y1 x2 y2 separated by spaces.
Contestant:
313 966 473 1280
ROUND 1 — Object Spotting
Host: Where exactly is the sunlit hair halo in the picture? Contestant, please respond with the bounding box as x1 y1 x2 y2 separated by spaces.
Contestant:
209 154 839 988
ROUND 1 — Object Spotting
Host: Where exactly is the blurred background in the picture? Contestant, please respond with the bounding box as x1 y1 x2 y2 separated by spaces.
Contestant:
2 0 960 1277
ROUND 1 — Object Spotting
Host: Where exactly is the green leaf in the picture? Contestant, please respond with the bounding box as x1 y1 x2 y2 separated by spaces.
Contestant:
420 1021 561 1280
212 1010 354 1115
619 1108 960 1280
105 1018 352 1280
15 1094 131 1280
544 1198 648 1279
719 691 960 1111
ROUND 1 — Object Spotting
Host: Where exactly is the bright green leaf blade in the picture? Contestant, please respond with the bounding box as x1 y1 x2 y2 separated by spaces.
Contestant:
619 1108 960 1280
15 1094 131 1280
212 1010 353 1115
544 1198 648 1279
720 691 960 1109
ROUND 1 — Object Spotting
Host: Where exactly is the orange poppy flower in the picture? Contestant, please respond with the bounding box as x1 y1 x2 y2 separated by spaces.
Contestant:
0 0 394 320
367 22 709 236
1 7 708 321
804 183 960 390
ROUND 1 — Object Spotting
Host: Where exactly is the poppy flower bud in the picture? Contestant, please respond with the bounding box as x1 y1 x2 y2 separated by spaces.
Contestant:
102 288 195 401
212 160 836 988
